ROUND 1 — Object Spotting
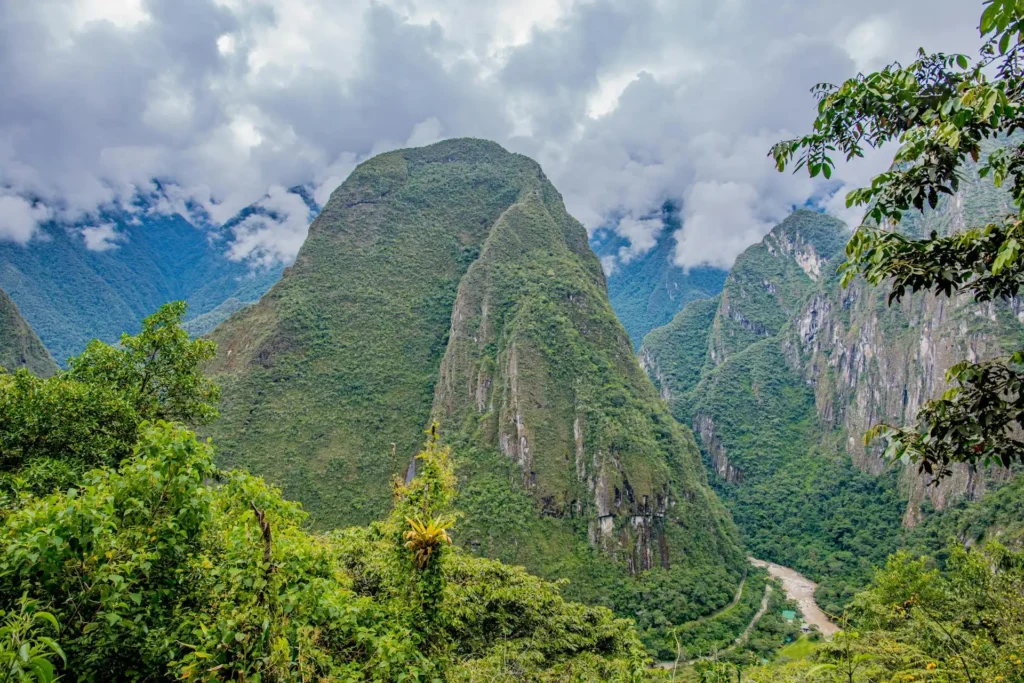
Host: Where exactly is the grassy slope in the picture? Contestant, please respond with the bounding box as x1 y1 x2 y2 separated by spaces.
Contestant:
208 139 523 527
0 288 58 377
640 295 719 422
206 139 747 654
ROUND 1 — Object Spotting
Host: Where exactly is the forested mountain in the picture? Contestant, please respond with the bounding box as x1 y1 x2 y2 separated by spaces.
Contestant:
205 138 747 642
0 287 58 377
639 173 1024 612
0 186 316 364
591 203 728 349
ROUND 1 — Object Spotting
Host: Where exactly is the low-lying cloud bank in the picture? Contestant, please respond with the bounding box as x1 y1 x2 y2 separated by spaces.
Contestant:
0 0 983 269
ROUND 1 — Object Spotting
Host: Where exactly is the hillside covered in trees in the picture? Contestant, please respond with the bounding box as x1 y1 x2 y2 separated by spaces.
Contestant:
204 139 748 649
640 171 1024 612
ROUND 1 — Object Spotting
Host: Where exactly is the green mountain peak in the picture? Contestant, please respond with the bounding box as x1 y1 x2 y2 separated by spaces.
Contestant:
206 138 745 640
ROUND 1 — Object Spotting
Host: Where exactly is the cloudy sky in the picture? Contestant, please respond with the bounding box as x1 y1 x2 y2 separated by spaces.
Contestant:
0 0 985 271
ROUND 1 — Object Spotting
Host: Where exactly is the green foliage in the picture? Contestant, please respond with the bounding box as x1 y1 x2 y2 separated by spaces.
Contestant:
0 290 57 379
67 300 219 426
0 301 218 496
0 368 139 476
207 138 747 653
668 571 769 661
640 296 719 423
693 340 906 616
0 420 649 681
181 297 255 338
736 543 1024 682
0 597 65 683
907 471 1024 557
737 584 803 664
772 0 1024 479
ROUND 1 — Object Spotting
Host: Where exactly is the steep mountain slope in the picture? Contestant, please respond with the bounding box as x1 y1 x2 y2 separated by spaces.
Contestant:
0 188 315 364
206 138 746 638
591 204 727 349
640 185 1024 611
0 288 58 377
641 210 848 422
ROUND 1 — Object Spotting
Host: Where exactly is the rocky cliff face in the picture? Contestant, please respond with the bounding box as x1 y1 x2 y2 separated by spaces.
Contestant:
206 138 745 621
706 211 847 369
644 181 1022 524
638 193 1023 609
783 276 1020 525
0 288 58 377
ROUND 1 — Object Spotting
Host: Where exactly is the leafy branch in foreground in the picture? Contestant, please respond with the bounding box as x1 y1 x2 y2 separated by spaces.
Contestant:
0 597 65 683
866 353 1024 480
772 0 1024 479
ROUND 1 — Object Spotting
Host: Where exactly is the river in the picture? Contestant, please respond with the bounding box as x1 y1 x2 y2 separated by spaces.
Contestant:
748 557 839 636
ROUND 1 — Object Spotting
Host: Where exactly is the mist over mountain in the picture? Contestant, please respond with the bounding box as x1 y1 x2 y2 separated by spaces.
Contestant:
0 185 317 364
591 202 728 349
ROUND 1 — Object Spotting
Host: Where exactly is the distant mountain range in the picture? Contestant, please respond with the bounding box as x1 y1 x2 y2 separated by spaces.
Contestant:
3 180 724 364
590 203 728 349
0 185 318 365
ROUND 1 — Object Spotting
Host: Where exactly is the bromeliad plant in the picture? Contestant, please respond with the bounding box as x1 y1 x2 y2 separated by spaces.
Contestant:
393 424 457 574
403 515 453 570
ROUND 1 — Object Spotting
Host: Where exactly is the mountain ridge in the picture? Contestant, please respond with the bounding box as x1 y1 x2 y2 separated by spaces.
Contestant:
205 138 747 646
0 287 58 377
639 176 1024 611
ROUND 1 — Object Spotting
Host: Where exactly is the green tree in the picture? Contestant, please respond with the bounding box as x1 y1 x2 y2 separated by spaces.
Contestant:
66 300 219 426
0 301 218 494
771 0 1024 479
0 597 65 683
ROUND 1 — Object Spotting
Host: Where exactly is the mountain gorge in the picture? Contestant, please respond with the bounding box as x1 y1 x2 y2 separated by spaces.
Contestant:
205 138 748 641
591 204 728 349
638 172 1024 611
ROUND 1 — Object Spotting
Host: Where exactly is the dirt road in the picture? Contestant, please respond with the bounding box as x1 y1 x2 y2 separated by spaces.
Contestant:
748 557 838 636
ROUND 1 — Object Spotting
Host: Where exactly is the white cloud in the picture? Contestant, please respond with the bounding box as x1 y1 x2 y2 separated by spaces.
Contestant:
226 185 314 266
80 223 125 251
0 0 987 269
676 181 776 269
0 194 52 244
616 217 662 264
600 254 617 276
